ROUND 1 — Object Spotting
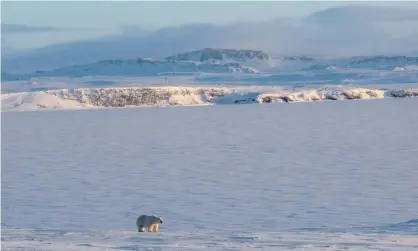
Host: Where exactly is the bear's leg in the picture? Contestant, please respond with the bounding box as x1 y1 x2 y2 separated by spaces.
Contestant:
138 225 146 232
150 224 159 232
149 224 156 232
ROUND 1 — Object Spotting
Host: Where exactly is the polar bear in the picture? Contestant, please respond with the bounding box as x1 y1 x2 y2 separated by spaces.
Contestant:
136 215 163 232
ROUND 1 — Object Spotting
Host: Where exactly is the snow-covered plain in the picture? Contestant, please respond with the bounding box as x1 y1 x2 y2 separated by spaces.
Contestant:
2 97 418 250
2 50 418 250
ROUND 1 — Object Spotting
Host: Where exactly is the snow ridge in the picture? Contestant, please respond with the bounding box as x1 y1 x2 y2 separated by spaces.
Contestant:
2 86 418 112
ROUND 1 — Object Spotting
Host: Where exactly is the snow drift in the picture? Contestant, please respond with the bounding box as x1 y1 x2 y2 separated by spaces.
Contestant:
2 86 418 112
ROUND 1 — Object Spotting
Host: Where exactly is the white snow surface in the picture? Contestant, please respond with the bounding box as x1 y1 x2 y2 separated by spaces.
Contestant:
2 98 418 250
2 229 418 251
2 85 418 112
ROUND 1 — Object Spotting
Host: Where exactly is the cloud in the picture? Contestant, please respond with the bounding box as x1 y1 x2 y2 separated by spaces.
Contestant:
1 41 17 56
2 5 418 73
305 5 418 24
1 23 91 34
117 25 157 35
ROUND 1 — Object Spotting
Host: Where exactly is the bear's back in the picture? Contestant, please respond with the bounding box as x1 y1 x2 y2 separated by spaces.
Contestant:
136 215 147 226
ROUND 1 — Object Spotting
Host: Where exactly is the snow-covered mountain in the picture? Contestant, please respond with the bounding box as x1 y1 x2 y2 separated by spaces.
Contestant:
1 48 322 80
2 50 266 80
3 47 418 81
164 48 277 71
165 48 269 62
347 56 418 69
302 56 418 71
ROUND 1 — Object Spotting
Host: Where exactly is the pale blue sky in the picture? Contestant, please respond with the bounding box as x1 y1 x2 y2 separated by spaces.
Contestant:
3 1 415 29
2 1 418 50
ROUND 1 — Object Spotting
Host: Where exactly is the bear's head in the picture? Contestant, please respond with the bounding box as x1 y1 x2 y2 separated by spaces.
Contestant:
153 215 163 224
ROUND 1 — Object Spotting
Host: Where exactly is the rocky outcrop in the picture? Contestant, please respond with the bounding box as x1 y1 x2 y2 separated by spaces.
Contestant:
2 86 418 111
48 87 233 107
388 89 418 98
